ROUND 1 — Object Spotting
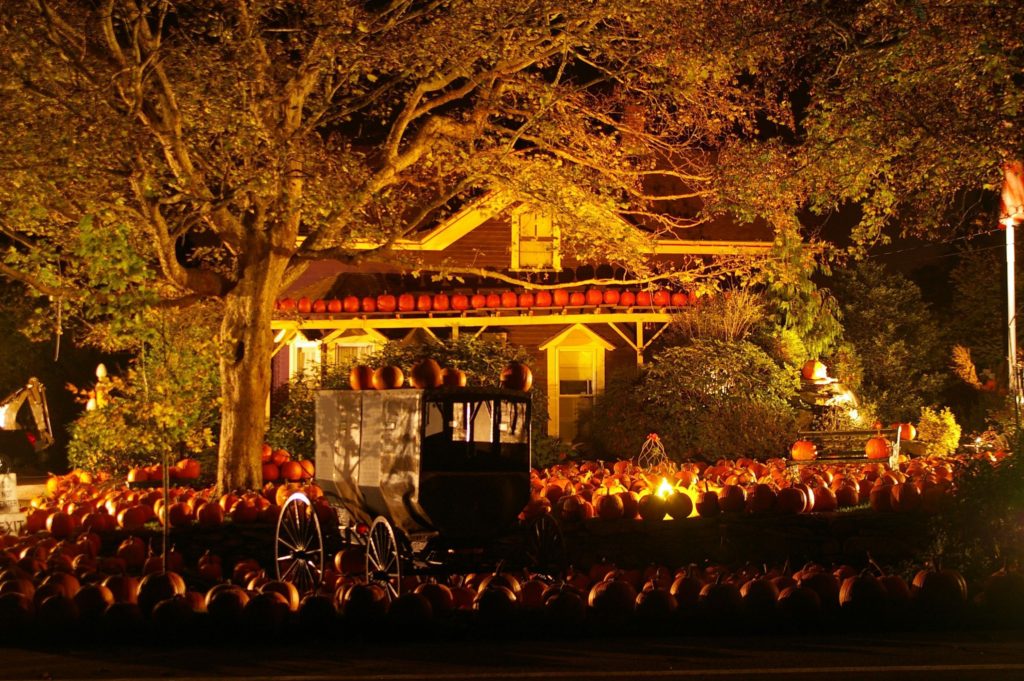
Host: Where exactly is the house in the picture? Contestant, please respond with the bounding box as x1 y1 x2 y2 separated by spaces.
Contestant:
271 191 773 443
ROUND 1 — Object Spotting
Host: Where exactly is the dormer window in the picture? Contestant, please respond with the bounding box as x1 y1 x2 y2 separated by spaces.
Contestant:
511 207 560 271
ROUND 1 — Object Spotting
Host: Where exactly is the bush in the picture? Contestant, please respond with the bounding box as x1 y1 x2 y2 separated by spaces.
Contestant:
931 442 1023 582
66 309 220 475
916 406 962 457
587 339 799 462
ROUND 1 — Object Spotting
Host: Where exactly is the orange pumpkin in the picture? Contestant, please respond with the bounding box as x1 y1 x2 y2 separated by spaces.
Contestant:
410 358 443 389
790 439 817 461
801 359 828 381
349 365 375 390
500 362 533 391
372 366 405 390
865 436 891 460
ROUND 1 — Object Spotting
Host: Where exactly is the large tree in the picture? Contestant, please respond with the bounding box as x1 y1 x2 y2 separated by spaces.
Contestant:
0 1 788 489
720 0 1024 245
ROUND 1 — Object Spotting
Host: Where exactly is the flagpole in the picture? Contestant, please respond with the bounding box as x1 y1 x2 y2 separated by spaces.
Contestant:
1007 220 1018 399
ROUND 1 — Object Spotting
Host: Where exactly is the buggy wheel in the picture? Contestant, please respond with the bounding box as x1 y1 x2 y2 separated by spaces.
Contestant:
275 492 324 595
524 512 567 577
366 517 402 601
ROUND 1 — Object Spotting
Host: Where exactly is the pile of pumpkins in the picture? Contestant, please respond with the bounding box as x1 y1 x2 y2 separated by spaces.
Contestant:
276 287 695 315
526 453 965 524
349 359 533 392
23 466 328 536
2 520 1022 641
126 458 202 484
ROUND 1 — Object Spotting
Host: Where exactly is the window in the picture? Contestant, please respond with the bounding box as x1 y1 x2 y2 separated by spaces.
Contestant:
512 207 560 271
557 348 596 443
290 338 321 380
540 324 613 442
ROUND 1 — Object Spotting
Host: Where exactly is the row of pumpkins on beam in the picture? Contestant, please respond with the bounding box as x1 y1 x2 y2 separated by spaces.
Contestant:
277 288 698 314
349 359 534 392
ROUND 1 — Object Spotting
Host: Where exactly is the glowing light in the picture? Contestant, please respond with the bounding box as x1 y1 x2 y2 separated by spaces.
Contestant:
849 408 860 423
656 477 674 499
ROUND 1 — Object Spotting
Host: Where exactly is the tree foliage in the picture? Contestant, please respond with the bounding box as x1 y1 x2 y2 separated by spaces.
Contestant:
829 260 947 422
720 0 1024 247
67 306 221 475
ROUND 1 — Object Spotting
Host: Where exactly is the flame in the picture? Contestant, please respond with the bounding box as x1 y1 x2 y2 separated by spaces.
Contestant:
656 477 674 499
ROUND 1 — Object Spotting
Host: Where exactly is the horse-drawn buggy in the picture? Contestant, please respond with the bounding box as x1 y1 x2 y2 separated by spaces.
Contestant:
274 386 565 598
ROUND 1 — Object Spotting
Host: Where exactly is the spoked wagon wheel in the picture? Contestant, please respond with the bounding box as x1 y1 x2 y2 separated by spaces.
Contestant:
275 492 324 595
524 512 567 577
366 516 403 601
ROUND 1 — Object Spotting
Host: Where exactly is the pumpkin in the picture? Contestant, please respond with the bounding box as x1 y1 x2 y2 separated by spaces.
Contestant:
312 299 326 313
349 365 375 390
892 422 916 441
470 293 487 308
717 484 746 513
619 290 636 306
535 290 553 307
568 291 585 306
801 359 828 381
372 366 405 390
137 571 186 615
595 493 624 520
296 297 312 313
588 578 637 621
638 493 667 521
518 291 534 308
361 296 377 312
775 487 807 514
500 362 533 391
280 460 304 482
790 439 817 461
397 293 415 311
376 294 397 312
603 289 621 305
553 289 570 307
665 492 693 520
415 294 432 311
636 290 653 306
411 358 444 389
340 296 359 313
261 580 301 611
327 298 343 313
864 436 891 460
441 367 467 387
451 293 470 310
585 288 604 306
652 289 671 307
432 293 450 311
695 489 721 517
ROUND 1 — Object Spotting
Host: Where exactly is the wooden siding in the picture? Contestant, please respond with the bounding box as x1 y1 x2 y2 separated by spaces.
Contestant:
413 217 511 269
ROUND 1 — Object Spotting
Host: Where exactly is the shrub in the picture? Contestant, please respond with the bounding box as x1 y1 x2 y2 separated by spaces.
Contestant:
916 406 962 457
930 438 1023 582
587 339 799 462
66 309 220 475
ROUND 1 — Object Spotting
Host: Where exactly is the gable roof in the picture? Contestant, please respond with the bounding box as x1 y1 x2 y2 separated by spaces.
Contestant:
539 323 616 351
301 190 772 256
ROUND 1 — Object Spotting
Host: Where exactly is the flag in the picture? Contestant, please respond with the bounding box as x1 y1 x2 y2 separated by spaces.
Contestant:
1001 161 1024 227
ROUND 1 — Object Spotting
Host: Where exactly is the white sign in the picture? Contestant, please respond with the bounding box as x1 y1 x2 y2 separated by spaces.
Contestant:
0 473 17 514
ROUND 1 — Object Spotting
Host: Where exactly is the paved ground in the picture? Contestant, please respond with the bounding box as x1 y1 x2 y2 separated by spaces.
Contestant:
0 630 1022 681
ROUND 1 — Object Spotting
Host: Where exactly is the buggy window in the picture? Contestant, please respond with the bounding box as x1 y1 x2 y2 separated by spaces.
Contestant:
421 396 529 472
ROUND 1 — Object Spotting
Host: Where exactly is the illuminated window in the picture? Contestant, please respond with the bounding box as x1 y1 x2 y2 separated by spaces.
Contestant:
511 207 560 271
540 324 614 442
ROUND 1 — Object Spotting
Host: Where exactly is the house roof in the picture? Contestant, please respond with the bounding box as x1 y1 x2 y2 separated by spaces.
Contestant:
296 190 773 256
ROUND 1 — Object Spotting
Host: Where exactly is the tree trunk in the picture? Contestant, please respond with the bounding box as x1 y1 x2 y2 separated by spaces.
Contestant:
216 253 288 492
